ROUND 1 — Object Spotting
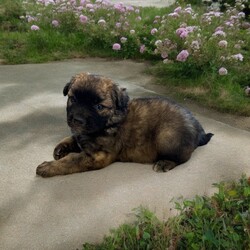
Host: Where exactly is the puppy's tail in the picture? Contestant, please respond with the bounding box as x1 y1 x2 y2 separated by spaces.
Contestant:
198 133 214 147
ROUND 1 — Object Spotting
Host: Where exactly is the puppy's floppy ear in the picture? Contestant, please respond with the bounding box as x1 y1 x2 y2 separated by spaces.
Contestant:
63 82 71 96
112 86 129 112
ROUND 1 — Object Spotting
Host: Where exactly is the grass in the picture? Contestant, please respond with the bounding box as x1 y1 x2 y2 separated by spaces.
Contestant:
149 61 250 115
82 176 250 250
0 0 249 115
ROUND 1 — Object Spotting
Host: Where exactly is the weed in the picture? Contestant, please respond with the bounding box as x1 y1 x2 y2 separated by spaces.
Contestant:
82 176 250 250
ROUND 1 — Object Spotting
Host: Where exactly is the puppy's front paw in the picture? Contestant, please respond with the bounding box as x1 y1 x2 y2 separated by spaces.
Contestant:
53 143 71 160
153 160 176 172
36 161 58 177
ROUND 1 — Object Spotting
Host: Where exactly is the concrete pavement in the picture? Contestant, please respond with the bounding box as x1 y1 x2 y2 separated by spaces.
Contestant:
0 58 249 250
109 0 175 7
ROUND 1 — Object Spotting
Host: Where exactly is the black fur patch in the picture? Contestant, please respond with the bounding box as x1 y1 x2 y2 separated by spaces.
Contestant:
73 88 103 105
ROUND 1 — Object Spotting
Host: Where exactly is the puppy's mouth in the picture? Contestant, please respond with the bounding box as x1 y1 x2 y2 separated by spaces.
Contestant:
67 115 86 134
67 115 107 136
68 116 85 126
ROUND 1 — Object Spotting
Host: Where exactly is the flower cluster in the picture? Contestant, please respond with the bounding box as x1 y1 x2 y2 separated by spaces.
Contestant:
149 2 248 75
22 0 248 76
176 50 189 62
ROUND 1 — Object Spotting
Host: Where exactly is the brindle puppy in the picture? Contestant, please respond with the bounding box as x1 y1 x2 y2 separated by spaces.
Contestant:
36 73 213 177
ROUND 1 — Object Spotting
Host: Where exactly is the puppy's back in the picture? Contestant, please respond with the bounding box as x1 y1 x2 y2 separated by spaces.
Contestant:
126 97 212 148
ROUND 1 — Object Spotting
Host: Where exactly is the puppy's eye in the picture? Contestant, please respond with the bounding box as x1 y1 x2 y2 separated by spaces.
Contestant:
94 104 104 111
69 96 76 103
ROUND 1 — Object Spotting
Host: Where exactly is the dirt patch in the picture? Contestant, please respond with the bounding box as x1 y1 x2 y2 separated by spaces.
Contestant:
180 86 209 96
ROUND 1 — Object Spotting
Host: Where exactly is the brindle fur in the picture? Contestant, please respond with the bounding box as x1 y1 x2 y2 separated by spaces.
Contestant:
36 73 213 177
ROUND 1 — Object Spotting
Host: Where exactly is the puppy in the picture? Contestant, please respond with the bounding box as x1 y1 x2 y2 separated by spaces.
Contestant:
36 73 213 177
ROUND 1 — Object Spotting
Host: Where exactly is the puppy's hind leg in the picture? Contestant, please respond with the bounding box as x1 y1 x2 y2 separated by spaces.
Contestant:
153 160 176 172
153 146 194 172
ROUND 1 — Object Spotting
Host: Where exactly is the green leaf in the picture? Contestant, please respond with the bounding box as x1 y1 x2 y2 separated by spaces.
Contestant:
243 187 250 197
228 190 237 197
185 232 194 241
142 232 151 240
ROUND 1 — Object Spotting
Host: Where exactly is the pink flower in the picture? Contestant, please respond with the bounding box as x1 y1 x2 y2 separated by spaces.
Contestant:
163 59 172 64
114 3 125 13
27 16 36 22
161 52 168 59
79 15 88 24
168 12 179 18
186 26 196 32
174 7 182 13
225 21 233 27
184 7 193 14
218 40 228 48
218 67 228 75
213 30 226 37
234 44 241 49
98 19 106 25
191 40 200 50
176 27 193 39
52 20 59 27
231 53 243 61
215 12 222 17
176 27 186 36
151 28 158 35
140 45 146 54
31 25 40 31
176 50 189 62
220 56 226 61
155 40 162 47
43 0 55 6
112 43 121 51
120 37 127 43
180 31 188 39
115 22 121 28
126 6 134 12
86 3 93 8
215 26 224 32
238 12 245 18
80 0 86 5
77 6 83 11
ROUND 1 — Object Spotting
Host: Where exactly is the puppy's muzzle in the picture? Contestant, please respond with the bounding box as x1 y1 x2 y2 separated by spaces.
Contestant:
72 116 85 125
68 115 86 126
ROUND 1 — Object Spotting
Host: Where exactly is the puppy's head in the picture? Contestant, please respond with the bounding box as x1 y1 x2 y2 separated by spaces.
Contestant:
63 72 129 135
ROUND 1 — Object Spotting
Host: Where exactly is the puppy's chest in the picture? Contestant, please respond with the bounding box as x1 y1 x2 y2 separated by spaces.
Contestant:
77 135 118 154
95 136 117 149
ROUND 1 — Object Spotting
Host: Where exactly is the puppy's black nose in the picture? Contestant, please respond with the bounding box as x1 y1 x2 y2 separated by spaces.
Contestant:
73 116 85 125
